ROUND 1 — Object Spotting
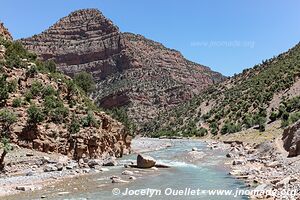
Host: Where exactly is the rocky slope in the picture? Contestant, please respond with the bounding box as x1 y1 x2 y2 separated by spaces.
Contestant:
0 25 131 160
20 9 224 127
283 120 300 157
145 42 300 137
0 23 12 41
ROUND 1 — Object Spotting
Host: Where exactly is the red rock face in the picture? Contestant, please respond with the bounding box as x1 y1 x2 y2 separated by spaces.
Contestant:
21 9 225 127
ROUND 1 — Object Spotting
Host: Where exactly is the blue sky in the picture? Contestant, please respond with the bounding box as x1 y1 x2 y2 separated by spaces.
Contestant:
1 0 300 76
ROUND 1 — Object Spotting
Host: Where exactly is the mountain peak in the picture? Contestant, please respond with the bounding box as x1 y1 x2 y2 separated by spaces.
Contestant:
21 9 224 127
46 8 119 34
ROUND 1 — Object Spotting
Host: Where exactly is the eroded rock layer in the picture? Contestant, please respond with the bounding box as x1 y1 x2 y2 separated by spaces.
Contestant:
21 9 224 126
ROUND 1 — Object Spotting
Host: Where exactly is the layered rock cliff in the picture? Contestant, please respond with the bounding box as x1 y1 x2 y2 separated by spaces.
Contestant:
21 9 224 127
0 25 131 160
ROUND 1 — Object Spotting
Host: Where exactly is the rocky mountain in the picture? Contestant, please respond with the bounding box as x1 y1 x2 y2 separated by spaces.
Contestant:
0 24 131 161
145 42 300 137
20 9 225 128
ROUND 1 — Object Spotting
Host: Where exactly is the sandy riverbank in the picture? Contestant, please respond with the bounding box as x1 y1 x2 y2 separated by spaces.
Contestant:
0 137 177 198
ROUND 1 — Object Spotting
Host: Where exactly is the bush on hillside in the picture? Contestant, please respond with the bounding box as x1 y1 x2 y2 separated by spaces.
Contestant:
74 72 95 94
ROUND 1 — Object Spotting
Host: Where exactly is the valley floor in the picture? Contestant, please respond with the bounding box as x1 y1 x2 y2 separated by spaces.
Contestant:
1 126 299 200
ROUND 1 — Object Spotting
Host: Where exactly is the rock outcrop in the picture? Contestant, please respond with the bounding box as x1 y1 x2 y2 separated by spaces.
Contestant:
0 22 13 41
0 35 131 160
283 121 300 157
20 9 225 127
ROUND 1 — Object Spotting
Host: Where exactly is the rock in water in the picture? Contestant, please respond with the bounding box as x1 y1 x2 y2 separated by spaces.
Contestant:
121 170 134 175
136 154 156 168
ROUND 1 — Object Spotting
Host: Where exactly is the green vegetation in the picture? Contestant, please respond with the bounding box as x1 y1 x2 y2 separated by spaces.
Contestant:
0 74 9 105
27 103 45 126
0 109 16 170
43 95 69 123
74 72 95 94
30 81 44 97
0 109 16 132
12 97 22 107
108 107 136 136
144 42 300 137
42 85 57 97
68 114 80 134
0 38 36 69
81 110 99 128
271 96 300 127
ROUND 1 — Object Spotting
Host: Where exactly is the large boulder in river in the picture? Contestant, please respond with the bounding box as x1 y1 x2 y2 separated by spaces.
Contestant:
137 154 156 168
282 121 300 157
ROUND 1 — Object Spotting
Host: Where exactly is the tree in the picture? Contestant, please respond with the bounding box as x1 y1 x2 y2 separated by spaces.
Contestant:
0 109 16 170
68 114 80 135
27 103 44 126
269 111 278 122
0 74 9 105
0 109 17 132
256 116 267 132
209 121 218 135
44 60 57 73
74 72 95 94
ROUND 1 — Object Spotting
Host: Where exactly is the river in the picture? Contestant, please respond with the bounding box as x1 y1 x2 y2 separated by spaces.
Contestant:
6 138 248 200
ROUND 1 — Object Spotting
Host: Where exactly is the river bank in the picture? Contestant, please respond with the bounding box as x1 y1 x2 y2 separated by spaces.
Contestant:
0 138 181 198
2 135 298 200
2 138 246 200
208 124 300 200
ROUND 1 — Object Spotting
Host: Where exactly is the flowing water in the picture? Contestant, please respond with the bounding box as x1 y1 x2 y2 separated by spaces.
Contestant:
7 139 248 200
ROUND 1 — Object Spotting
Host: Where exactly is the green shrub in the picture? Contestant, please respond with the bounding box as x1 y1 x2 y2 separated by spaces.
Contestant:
221 122 242 134
27 103 44 125
74 72 95 93
30 81 44 97
209 121 218 135
68 114 80 134
12 97 22 107
269 111 278 122
281 120 289 128
49 106 69 123
0 75 9 105
0 109 16 131
195 127 208 137
289 112 300 124
7 79 17 93
81 111 99 128
42 85 56 97
4 41 36 68
44 60 57 73
43 95 64 113
25 65 38 78
24 90 33 102
243 115 254 128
